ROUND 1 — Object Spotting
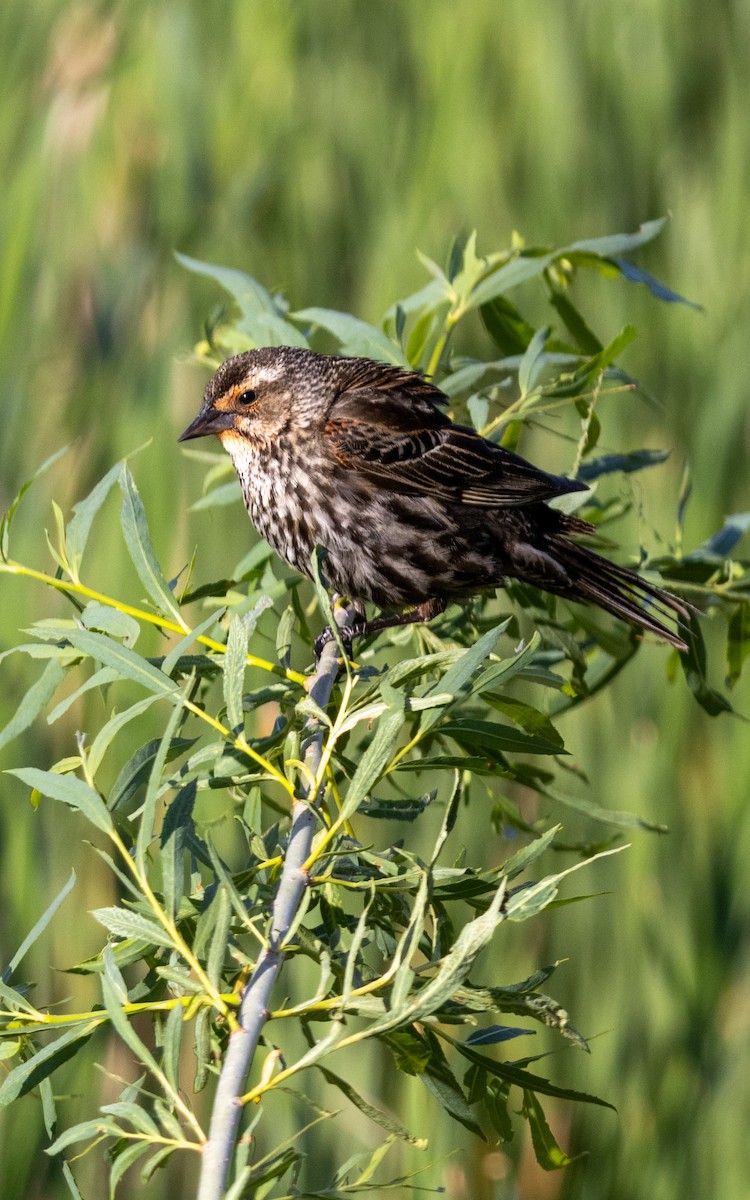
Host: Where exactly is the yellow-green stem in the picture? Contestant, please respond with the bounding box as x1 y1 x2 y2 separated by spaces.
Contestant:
0 560 307 686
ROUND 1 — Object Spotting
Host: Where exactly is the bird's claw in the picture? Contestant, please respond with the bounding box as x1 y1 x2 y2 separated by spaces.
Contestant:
313 624 356 665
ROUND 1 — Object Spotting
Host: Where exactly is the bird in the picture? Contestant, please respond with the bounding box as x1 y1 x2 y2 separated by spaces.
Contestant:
179 346 689 655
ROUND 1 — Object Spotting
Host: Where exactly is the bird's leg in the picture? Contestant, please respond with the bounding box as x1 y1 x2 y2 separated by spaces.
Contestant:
314 598 446 663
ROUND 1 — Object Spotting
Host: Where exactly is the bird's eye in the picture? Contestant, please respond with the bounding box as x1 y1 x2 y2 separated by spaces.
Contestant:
237 389 257 406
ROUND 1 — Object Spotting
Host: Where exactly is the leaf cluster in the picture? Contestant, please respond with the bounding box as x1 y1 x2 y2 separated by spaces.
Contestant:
0 224 747 1198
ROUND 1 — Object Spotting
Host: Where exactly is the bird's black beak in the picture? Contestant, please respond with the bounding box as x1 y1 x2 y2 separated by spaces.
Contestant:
178 409 236 442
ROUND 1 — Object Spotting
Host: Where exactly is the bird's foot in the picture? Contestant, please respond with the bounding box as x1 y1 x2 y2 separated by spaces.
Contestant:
314 623 357 664
313 598 447 665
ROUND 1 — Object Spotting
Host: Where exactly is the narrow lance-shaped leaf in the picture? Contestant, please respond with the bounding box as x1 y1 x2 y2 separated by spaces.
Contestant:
522 1090 578 1170
93 906 176 949
316 1065 425 1145
518 326 549 396
6 768 113 833
79 602 140 647
1 446 69 560
727 603 750 688
135 677 193 872
418 1029 485 1138
680 614 734 717
611 257 702 310
0 1021 100 1108
63 629 179 699
0 659 66 754
223 614 248 733
109 731 195 811
5 870 76 980
65 460 122 578
419 619 510 734
293 307 407 364
338 708 405 823
87 694 163 782
119 463 184 624
161 609 224 676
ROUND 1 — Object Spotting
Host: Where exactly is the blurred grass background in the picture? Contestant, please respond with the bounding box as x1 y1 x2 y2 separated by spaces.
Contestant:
1 1 749 1197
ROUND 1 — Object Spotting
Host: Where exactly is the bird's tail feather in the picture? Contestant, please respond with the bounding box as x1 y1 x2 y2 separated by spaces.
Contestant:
547 534 690 652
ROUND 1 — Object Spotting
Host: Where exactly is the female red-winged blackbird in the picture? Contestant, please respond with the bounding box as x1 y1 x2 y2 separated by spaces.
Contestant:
179 346 689 652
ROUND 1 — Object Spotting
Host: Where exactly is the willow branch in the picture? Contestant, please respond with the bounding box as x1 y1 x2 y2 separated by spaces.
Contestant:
196 605 355 1200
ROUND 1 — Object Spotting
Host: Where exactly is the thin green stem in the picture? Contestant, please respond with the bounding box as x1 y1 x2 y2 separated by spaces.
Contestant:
0 560 307 685
107 827 234 1024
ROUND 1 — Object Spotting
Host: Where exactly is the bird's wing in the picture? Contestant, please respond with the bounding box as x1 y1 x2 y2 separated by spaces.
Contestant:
325 384 585 507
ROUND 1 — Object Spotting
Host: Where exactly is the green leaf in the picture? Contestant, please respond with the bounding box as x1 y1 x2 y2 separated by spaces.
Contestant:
505 845 625 923
80 602 140 647
440 718 565 758
62 1162 85 1200
1 445 69 560
316 1067 425 1145
161 781 196 920
502 826 560 880
454 1038 614 1110
576 448 670 483
293 307 406 363
565 217 667 257
480 294 536 355
118 464 183 623
109 1142 152 1197
275 605 295 671
140 1145 177 1184
0 658 66 753
612 257 702 310
680 615 734 716
546 288 602 354
64 629 178 699
465 1025 535 1046
189 481 241 511
522 1090 578 1169
466 219 667 311
483 694 564 748
46 666 120 724
206 886 232 989
727 603 750 688
540 785 667 833
47 1116 120 1155
419 1030 484 1138
0 976 38 1017
65 461 122 577
359 791 435 821
102 943 129 1004
7 768 113 833
93 907 175 948
161 1001 185 1094
87 694 163 779
471 632 542 694
176 253 308 347
110 732 195 811
0 1022 99 1108
684 511 750 561
339 709 405 823
419 620 509 735
6 870 76 978
175 253 276 318
518 326 549 396
223 613 248 733
135 679 192 871
468 253 561 310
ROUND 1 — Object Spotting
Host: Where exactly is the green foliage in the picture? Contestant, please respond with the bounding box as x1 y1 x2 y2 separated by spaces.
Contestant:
0 230 748 1199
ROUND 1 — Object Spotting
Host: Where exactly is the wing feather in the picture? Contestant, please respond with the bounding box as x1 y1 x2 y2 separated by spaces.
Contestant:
325 374 585 507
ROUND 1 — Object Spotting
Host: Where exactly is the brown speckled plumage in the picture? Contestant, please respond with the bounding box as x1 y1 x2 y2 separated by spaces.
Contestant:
179 346 689 651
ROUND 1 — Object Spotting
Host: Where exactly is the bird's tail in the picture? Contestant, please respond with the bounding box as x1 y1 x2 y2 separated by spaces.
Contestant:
543 521 691 652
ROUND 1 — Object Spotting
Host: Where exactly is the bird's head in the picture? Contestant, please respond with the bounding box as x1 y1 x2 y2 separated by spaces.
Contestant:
178 347 338 450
